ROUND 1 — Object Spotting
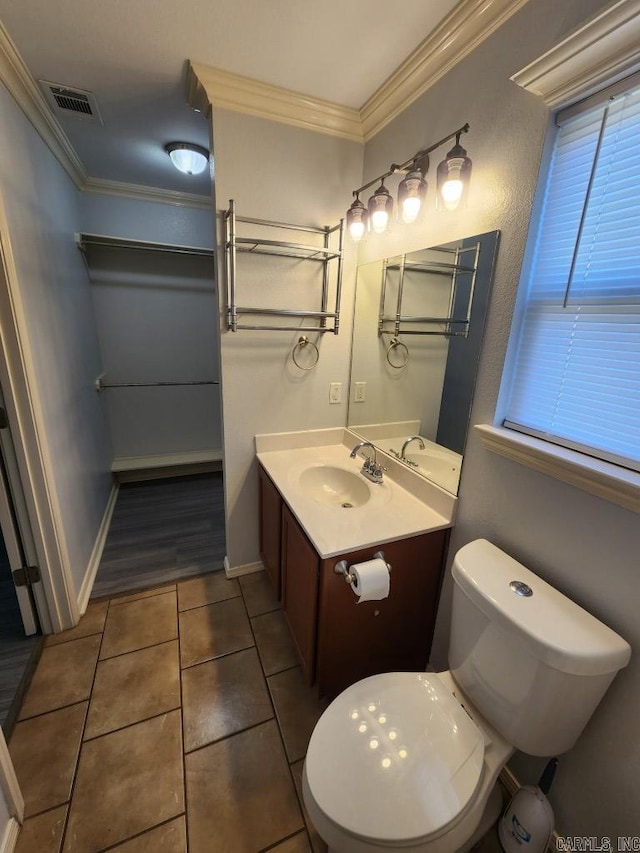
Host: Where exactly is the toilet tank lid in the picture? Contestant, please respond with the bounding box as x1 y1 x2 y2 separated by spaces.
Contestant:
452 540 631 677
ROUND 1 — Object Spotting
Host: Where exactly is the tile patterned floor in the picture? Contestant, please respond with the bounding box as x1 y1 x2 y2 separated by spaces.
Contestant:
10 570 504 853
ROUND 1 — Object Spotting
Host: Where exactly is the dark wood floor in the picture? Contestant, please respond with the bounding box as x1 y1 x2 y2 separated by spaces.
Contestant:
0 538 40 731
91 473 226 600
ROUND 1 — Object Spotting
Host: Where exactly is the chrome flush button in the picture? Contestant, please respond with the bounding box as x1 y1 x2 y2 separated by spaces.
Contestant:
510 580 533 597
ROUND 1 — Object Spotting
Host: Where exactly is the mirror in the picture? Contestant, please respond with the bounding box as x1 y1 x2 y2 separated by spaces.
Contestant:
347 231 499 494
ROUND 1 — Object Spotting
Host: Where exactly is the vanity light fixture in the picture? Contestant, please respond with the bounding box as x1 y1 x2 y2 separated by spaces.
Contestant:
165 142 209 175
397 159 428 224
346 194 368 242
437 131 472 211
345 123 470 241
368 182 394 234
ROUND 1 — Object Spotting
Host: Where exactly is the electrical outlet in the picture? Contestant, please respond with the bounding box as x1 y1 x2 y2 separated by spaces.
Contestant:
329 382 342 404
354 381 366 402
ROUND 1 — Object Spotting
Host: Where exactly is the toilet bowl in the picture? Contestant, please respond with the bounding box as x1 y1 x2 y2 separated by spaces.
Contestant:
302 539 631 852
303 670 512 853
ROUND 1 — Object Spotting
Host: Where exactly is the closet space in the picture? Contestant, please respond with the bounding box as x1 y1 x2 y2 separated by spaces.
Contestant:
79 233 220 473
79 234 225 597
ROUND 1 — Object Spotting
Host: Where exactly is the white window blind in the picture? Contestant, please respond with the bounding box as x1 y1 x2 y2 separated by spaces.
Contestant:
504 81 640 472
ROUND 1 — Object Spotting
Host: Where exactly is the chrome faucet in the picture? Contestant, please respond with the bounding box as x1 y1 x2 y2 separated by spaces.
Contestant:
400 435 425 466
350 441 384 484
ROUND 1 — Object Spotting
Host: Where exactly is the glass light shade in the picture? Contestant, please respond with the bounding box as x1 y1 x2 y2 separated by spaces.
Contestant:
437 142 472 211
346 197 368 242
368 184 393 234
165 143 209 175
398 169 427 224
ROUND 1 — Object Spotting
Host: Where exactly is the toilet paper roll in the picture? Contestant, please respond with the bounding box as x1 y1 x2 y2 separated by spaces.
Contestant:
350 557 390 603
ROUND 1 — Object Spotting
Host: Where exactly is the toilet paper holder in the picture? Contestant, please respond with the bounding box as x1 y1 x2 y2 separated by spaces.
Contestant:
334 551 391 586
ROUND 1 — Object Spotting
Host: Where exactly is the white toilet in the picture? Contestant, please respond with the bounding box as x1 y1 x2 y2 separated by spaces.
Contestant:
303 539 631 853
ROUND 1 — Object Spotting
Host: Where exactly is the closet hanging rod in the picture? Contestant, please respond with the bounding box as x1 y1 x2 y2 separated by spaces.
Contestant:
76 233 214 258
95 378 218 392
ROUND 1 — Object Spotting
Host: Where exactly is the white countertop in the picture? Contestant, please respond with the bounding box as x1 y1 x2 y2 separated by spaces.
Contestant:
256 429 455 559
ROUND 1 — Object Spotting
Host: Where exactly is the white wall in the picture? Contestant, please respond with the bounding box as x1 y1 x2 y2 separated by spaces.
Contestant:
358 0 638 836
78 193 215 249
0 82 113 606
210 109 363 568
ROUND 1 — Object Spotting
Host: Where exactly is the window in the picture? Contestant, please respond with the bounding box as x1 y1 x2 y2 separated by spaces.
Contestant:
501 77 640 473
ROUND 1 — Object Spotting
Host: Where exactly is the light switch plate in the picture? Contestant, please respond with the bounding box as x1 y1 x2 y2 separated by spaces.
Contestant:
354 381 366 402
329 382 342 404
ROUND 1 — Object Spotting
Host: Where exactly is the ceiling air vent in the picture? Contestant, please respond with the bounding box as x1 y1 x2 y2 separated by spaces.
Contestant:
39 81 103 125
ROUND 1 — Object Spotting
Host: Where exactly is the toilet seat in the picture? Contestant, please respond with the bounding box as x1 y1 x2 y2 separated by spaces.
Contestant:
304 672 485 847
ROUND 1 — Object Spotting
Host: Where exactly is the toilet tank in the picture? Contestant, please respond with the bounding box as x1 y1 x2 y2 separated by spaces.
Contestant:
448 540 630 756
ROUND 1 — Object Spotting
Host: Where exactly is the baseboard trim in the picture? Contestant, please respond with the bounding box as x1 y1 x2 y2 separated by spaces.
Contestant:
112 450 222 474
223 557 264 579
77 482 119 614
499 766 560 852
0 818 20 853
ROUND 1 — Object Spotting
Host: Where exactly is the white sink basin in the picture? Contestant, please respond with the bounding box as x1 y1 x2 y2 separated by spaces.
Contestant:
299 465 370 508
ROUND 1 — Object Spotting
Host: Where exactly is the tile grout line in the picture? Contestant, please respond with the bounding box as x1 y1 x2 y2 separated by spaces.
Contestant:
58 594 112 853
177 591 242 615
94 812 187 853
44 627 106 648
239 580 312 851
259 828 311 852
98 632 179 664
176 583 191 853
82 703 183 745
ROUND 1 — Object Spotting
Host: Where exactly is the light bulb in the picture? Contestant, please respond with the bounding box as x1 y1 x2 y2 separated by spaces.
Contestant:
442 178 463 208
368 184 393 235
398 167 427 224
401 196 422 223
437 134 472 211
346 197 368 243
349 220 366 242
371 209 389 234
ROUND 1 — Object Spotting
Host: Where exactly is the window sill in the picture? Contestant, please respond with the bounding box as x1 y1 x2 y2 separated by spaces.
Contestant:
475 424 640 514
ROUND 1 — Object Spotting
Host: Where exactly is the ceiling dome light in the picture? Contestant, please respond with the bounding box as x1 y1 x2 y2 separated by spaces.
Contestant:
437 133 472 211
368 183 393 234
165 142 209 176
346 195 368 242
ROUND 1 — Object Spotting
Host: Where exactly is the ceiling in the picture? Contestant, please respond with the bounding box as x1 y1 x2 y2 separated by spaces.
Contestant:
0 0 459 196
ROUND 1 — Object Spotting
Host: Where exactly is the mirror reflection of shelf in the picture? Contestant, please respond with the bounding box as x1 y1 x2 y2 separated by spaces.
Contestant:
224 200 344 333
378 242 480 339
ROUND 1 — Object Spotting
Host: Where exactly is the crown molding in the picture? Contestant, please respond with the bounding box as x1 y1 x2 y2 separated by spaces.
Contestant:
188 62 364 143
189 1 531 145
360 0 532 140
511 0 640 109
0 21 87 188
83 177 212 209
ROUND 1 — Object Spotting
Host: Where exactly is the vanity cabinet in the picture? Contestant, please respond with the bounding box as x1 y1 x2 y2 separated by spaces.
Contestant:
281 505 320 681
258 465 282 599
260 460 448 699
315 531 447 698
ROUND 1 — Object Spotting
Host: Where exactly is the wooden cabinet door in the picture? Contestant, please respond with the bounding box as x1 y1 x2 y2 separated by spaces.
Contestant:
258 465 282 599
316 530 447 698
281 505 320 682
